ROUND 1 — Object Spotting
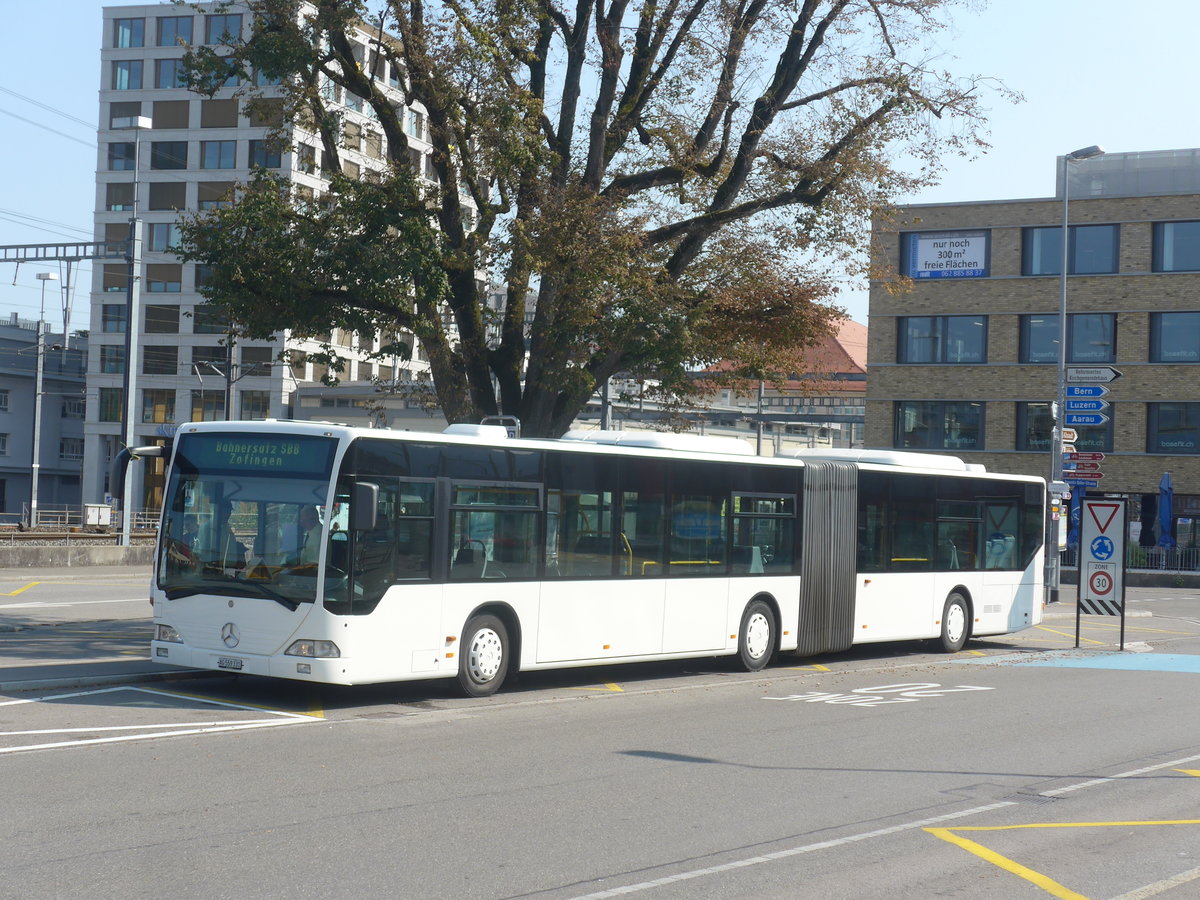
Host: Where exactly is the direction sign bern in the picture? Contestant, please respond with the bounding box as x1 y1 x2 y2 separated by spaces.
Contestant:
1066 385 1109 398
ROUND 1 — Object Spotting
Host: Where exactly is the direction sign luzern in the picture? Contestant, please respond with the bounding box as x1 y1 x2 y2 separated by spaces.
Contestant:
1067 366 1122 383
1065 399 1108 413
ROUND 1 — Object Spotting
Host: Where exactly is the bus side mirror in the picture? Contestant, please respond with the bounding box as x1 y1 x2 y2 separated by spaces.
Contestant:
351 482 378 531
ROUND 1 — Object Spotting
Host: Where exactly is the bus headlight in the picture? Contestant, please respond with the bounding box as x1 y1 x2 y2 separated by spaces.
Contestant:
285 639 341 658
155 624 183 643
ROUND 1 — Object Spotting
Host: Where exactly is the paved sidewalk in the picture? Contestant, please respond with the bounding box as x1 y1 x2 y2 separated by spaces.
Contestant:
0 565 206 692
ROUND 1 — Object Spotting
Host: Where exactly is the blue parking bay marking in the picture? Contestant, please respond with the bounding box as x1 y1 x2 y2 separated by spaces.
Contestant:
957 652 1200 674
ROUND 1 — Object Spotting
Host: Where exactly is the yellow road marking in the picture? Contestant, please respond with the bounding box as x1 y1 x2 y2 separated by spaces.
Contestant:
928 820 1200 900
566 682 624 692
1035 624 1106 645
785 663 831 671
965 650 985 656
925 827 1087 900
308 696 325 718
0 582 39 596
1178 769 1200 777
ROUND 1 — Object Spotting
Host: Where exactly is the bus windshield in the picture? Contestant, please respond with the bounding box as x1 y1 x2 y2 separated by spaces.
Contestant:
156 432 339 605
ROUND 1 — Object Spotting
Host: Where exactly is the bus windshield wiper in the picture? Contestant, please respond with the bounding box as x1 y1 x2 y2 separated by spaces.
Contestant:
226 577 301 611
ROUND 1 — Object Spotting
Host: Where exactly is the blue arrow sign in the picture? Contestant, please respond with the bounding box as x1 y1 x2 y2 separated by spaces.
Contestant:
1066 385 1108 398
1065 399 1108 412
1065 413 1109 426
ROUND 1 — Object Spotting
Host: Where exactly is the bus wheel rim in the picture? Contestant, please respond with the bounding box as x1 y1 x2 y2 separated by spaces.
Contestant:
946 603 965 643
469 628 504 682
746 612 770 659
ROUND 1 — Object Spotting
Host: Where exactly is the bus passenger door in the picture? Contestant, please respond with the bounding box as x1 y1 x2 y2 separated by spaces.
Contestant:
536 480 666 662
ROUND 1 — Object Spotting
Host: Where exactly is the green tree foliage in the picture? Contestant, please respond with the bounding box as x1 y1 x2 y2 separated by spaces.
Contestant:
178 0 1009 436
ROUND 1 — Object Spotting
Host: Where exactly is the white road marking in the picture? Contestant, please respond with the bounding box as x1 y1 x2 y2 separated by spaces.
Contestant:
1108 865 1200 900
0 685 315 755
568 750 1200 898
0 597 146 609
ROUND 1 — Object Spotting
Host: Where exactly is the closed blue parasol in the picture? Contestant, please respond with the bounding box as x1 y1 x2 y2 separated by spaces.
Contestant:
1159 472 1176 549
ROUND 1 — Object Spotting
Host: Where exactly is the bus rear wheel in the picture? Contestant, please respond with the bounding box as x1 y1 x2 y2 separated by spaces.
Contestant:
457 614 510 697
939 593 970 653
737 600 775 672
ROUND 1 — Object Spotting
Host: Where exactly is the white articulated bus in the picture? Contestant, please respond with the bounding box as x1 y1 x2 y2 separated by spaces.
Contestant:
135 421 1045 696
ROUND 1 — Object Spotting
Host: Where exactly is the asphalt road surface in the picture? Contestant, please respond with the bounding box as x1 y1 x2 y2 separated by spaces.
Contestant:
3 574 1200 899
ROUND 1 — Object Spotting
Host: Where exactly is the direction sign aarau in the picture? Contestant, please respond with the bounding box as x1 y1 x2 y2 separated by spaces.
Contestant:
1065 413 1109 426
1067 366 1122 383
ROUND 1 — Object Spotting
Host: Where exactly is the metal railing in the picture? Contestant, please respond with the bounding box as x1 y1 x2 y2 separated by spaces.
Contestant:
4 504 161 531
1060 544 1200 572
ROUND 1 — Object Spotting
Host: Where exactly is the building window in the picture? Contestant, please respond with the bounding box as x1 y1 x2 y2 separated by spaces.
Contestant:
145 304 180 332
249 140 281 168
193 303 228 333
894 400 983 451
1150 312 1200 363
205 13 242 44
143 345 178 375
108 142 136 171
106 182 135 211
157 15 192 47
197 181 235 209
62 397 85 419
200 98 239 128
239 390 271 420
191 389 226 421
1019 313 1115 364
899 230 990 279
240 346 273 376
297 144 317 174
147 223 182 252
200 140 236 169
150 141 188 170
1153 221 1200 273
148 182 186 211
155 58 186 89
0 389 8 411
146 265 183 293
59 438 85 461
192 345 228 373
141 389 176 424
1017 401 1110 453
897 316 987 364
112 60 143 91
113 18 144 48
152 99 189 129
102 304 127 333
0 434 7 455
1022 224 1119 276
1148 403 1200 454
99 345 127 374
99 388 124 423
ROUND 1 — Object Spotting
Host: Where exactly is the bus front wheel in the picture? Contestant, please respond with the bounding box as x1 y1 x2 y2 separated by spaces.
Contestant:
737 600 776 672
457 614 509 697
939 593 970 653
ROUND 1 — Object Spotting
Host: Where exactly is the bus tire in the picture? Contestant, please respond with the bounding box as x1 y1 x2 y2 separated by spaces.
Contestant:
939 593 970 653
737 599 775 672
458 614 509 697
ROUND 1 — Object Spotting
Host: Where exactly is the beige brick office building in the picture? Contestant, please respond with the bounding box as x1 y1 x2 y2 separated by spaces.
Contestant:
867 149 1200 547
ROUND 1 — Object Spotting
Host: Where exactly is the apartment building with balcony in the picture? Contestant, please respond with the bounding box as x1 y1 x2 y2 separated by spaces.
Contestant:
88 3 439 509
867 149 1200 547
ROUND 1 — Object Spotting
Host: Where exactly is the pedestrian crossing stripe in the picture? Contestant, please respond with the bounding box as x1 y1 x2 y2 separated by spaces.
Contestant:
1078 596 1122 616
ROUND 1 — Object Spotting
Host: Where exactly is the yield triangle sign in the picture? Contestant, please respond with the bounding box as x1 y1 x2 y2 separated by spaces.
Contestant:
1087 502 1121 534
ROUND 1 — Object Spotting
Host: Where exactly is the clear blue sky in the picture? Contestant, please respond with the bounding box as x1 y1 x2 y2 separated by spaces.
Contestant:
0 0 1196 331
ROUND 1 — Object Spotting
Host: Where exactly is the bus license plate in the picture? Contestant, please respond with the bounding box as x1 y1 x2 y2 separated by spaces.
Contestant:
217 656 244 671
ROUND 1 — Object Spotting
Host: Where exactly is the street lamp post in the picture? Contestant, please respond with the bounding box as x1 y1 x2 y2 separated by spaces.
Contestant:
30 272 60 527
1048 144 1105 605
113 115 151 546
